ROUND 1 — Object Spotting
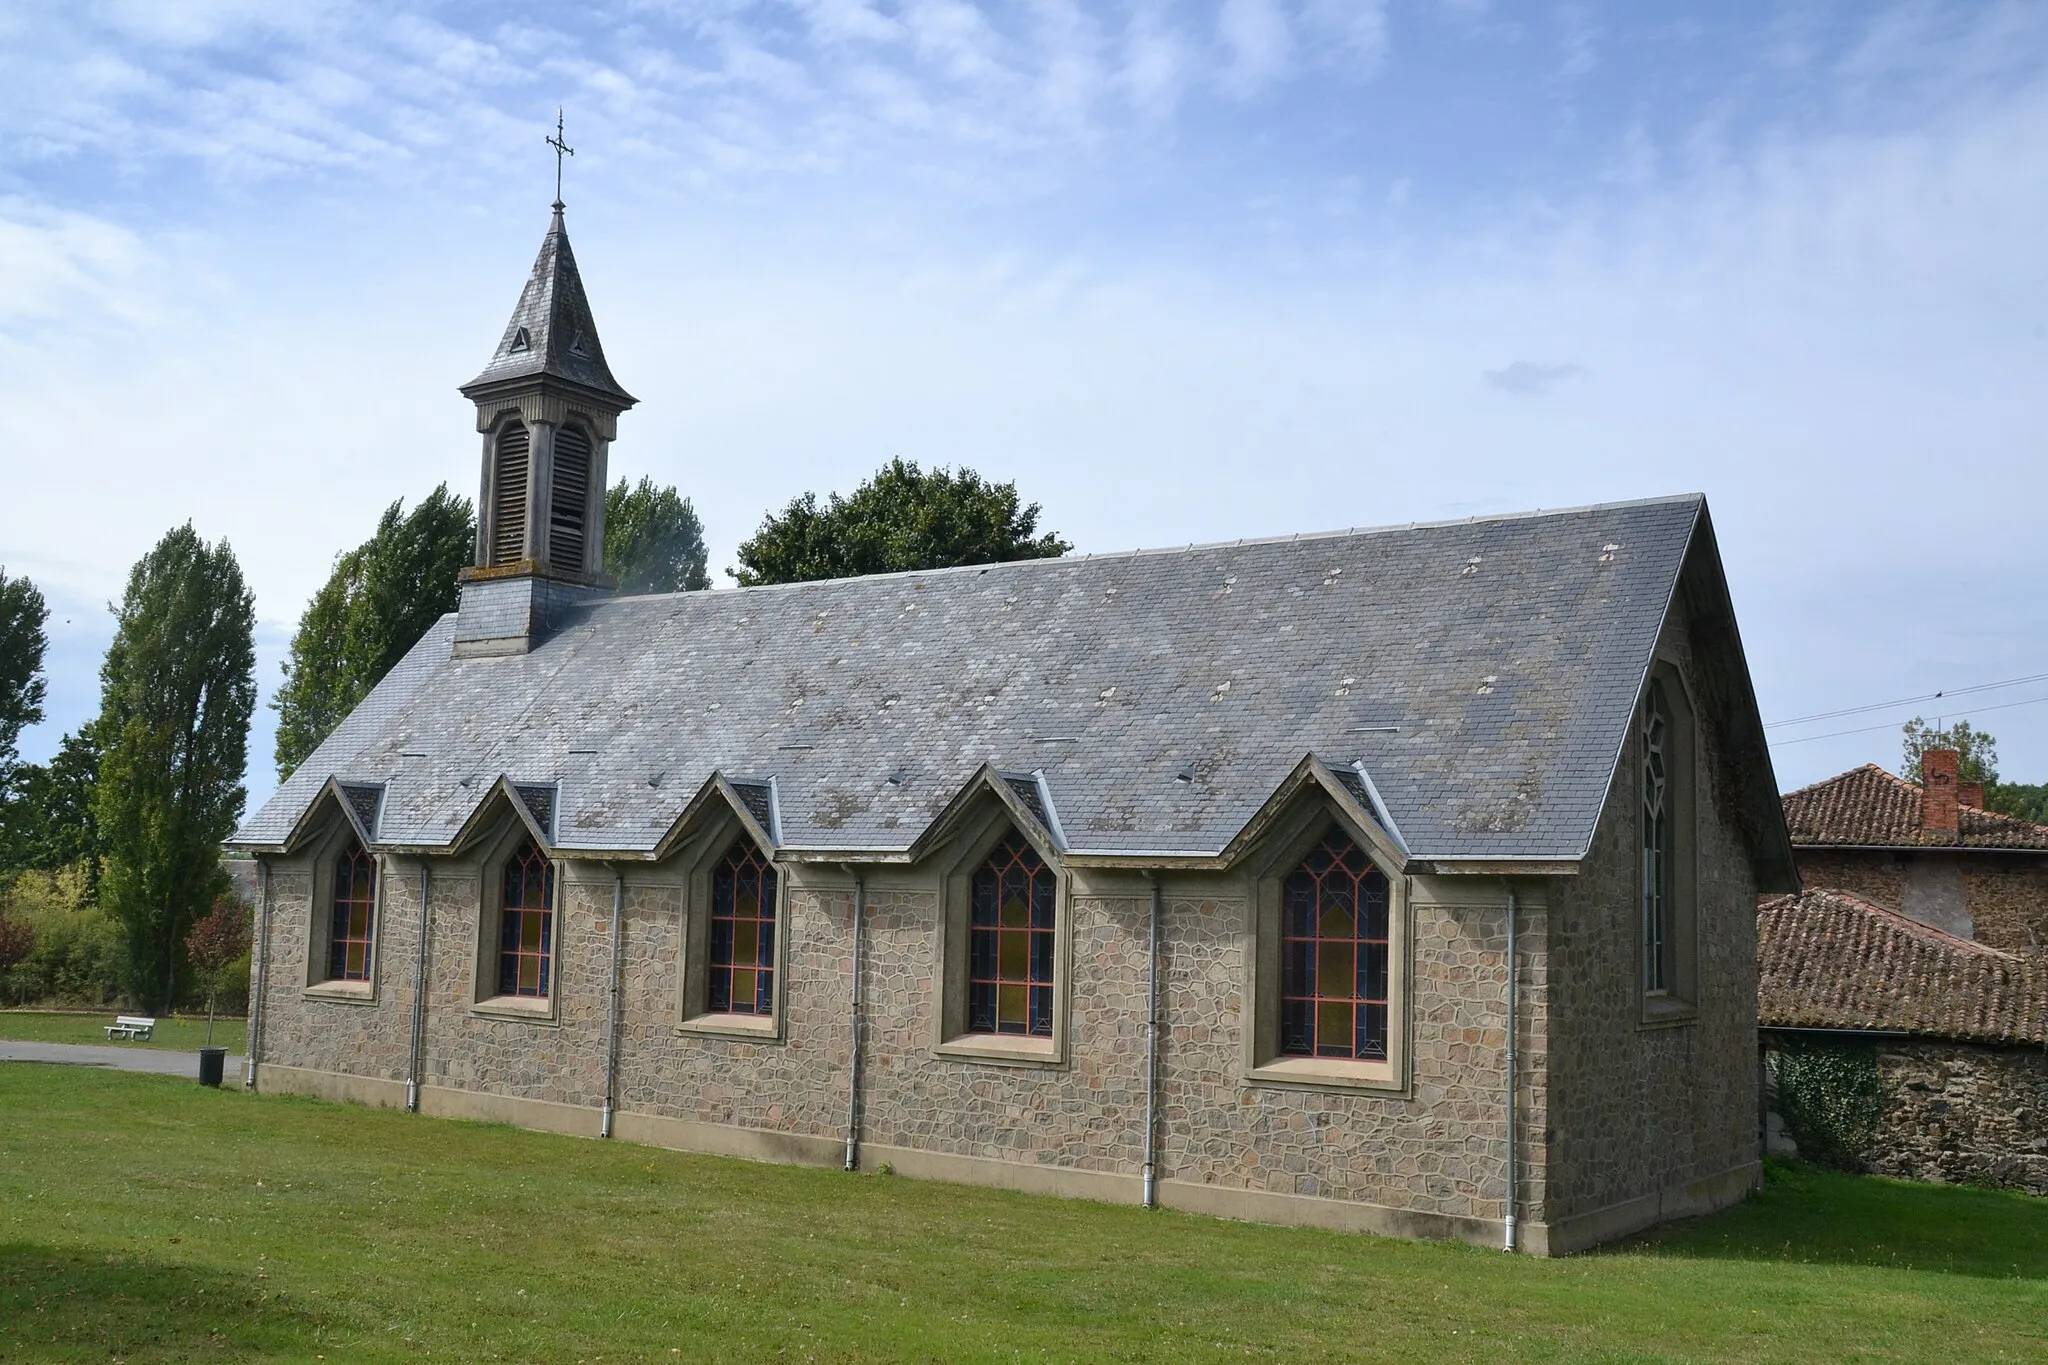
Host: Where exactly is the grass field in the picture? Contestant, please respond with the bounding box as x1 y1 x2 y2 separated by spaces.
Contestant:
0 1010 247 1054
2 1065 2043 1363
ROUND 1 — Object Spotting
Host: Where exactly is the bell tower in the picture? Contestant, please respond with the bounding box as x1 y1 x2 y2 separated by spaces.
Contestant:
453 124 637 657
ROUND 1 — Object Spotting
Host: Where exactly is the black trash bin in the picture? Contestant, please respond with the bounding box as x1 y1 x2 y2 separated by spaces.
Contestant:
198 1047 226 1088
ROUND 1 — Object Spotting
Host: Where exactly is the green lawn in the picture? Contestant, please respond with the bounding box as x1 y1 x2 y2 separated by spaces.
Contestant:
1 1066 2042 1363
0 1009 247 1054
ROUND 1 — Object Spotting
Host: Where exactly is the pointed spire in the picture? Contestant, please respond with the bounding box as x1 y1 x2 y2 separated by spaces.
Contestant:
460 208 636 406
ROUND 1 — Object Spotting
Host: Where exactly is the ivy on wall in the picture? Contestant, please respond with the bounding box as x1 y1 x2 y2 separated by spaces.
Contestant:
1769 1038 1886 1171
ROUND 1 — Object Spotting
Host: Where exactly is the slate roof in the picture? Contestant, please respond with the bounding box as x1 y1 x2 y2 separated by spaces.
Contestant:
1782 765 2048 850
235 494 1778 869
1759 889 2048 1046
460 207 634 406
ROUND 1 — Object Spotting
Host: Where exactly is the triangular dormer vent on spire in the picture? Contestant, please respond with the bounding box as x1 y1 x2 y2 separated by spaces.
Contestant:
509 326 531 353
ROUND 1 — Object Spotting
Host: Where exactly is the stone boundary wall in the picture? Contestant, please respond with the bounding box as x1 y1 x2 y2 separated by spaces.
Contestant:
1868 1040 2048 1196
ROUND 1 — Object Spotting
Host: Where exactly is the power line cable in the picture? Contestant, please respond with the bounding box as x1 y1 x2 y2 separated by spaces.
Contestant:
1769 692 2048 747
1765 671 2048 729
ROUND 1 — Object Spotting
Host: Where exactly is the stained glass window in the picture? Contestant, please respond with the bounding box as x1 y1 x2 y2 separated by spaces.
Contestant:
708 839 777 1015
1279 834 1390 1061
1642 680 1674 995
968 833 1056 1037
328 840 376 982
498 840 554 999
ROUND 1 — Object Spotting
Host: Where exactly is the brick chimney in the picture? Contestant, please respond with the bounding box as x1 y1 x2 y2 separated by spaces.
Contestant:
1958 780 1985 811
1921 748 1960 841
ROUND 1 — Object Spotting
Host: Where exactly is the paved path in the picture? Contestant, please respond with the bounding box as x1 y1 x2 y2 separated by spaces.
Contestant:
1 1040 247 1079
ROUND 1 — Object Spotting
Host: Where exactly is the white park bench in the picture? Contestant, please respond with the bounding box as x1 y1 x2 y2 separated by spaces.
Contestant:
105 1015 156 1041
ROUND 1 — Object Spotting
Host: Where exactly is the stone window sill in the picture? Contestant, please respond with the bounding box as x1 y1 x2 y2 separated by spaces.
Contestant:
1639 995 1698 1030
935 1033 1063 1068
303 981 377 1005
677 1012 781 1042
1248 1056 1402 1093
471 996 558 1025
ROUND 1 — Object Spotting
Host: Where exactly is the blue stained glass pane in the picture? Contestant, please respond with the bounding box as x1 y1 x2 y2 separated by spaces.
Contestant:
1029 985 1052 1036
1361 942 1387 1001
757 920 775 966
1283 941 1313 995
1030 929 1055 983
710 920 734 965
1359 1002 1388 1060
538 913 551 953
1361 877 1388 940
756 971 775 1013
1283 874 1315 937
969 983 996 1032
971 929 997 979
971 872 999 926
1280 1001 1312 1054
537 954 550 996
1031 876 1055 929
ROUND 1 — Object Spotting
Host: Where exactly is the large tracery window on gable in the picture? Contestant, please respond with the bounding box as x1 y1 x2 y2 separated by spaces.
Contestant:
497 840 555 999
1279 834 1390 1061
328 841 377 983
1641 680 1675 996
708 839 777 1015
968 834 1057 1038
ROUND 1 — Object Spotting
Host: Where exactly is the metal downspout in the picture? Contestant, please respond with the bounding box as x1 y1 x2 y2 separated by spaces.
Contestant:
845 871 866 1172
245 858 271 1090
1143 872 1162 1209
406 860 431 1113
602 867 624 1139
1503 878 1519 1253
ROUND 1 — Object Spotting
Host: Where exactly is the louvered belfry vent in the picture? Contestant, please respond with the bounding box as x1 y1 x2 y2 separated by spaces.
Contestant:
549 423 591 571
491 422 531 566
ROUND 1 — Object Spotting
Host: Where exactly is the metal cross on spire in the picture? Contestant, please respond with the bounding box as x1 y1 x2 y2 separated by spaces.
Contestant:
546 108 574 210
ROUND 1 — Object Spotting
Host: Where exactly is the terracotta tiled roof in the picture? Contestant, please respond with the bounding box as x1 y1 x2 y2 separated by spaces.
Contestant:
1758 890 2048 1045
1780 764 2048 849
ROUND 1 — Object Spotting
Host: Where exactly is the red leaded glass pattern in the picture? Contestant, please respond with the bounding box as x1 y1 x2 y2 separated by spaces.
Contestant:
328 841 376 982
1280 834 1390 1061
708 839 777 1015
969 833 1056 1037
497 841 554 998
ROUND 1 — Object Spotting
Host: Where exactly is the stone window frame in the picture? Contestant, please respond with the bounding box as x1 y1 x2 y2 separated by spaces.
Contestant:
1242 801 1410 1094
931 803 1071 1068
467 813 562 1024
301 816 380 1005
671 800 788 1043
1638 657 1700 1027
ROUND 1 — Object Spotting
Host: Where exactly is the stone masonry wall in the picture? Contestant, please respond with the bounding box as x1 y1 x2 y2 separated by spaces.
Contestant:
253 864 412 1085
1792 849 2048 956
1868 1041 2048 1195
1543 603 1761 1225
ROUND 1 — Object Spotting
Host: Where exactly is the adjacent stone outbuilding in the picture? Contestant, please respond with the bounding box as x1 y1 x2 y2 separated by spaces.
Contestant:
1759 889 2048 1195
229 203 1799 1255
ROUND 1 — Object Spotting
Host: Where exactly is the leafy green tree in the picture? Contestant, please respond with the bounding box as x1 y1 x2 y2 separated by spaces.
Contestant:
95 525 256 1013
1987 782 2048 825
731 457 1071 586
605 477 710 595
2 726 104 885
0 567 49 794
1901 718 1998 785
274 486 474 778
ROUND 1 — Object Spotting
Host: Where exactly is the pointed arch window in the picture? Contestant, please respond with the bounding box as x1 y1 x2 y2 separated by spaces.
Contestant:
1642 680 1674 996
548 423 591 571
968 833 1057 1037
708 839 777 1015
1279 833 1390 1061
328 840 377 983
498 840 555 998
490 421 531 566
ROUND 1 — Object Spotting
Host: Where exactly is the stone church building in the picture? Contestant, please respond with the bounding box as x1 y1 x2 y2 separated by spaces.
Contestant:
230 202 1798 1256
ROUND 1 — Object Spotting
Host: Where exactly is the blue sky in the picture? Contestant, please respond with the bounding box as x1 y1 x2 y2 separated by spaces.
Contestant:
3 0 2047 813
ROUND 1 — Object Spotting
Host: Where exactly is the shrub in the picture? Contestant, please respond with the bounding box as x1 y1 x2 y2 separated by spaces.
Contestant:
1770 1038 1886 1171
1 864 127 1006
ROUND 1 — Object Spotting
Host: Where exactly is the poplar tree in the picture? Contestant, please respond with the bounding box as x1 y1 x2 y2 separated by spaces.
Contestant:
605 477 710 594
273 486 473 778
95 525 256 1012
0 566 49 799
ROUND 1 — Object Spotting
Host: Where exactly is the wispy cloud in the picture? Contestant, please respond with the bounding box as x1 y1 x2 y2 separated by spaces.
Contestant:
1483 361 1587 395
1216 0 1294 98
